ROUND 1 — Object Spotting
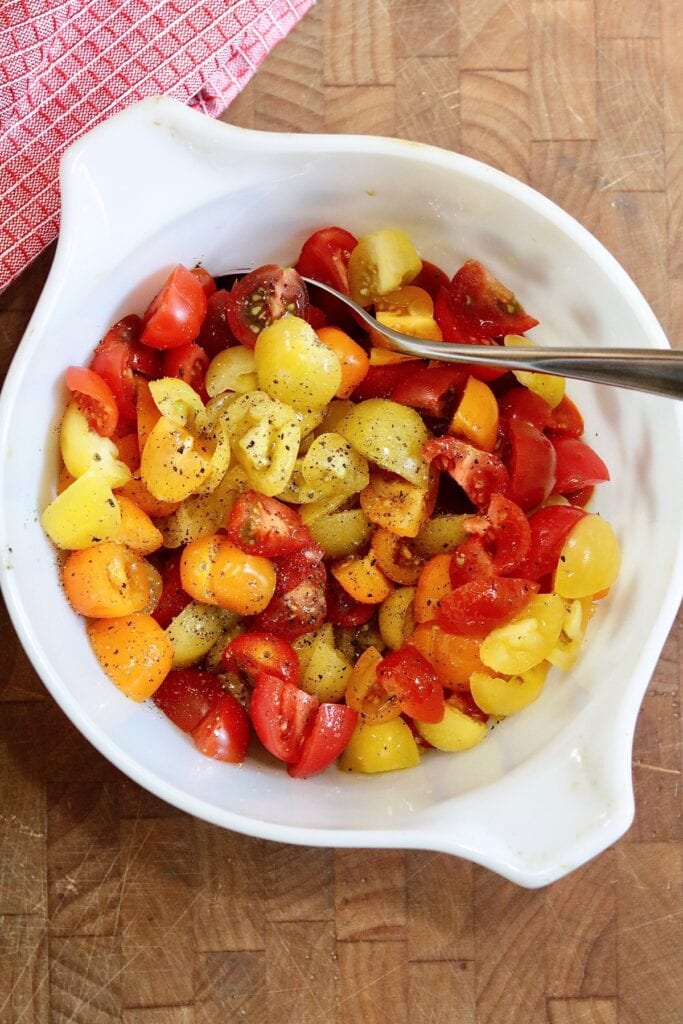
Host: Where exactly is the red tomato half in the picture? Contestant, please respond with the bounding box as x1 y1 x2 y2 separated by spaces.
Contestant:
444 260 539 342
449 538 495 589
192 693 251 763
551 438 609 495
434 289 507 383
423 436 511 509
141 265 208 350
390 364 468 418
222 631 300 687
228 491 311 558
412 259 450 301
66 366 119 437
507 419 557 511
498 387 552 433
351 358 423 401
250 673 319 763
191 267 217 298
153 669 224 733
515 505 586 580
152 552 192 628
90 315 160 426
485 493 531 575
228 265 309 348
546 395 584 438
436 577 539 638
295 226 358 295
254 544 327 640
325 575 376 627
376 645 445 724
162 342 210 401
198 289 237 357
288 703 358 778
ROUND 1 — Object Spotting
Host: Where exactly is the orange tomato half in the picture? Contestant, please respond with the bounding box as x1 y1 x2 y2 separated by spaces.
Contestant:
88 614 173 700
316 326 370 399
63 542 156 618
181 533 276 615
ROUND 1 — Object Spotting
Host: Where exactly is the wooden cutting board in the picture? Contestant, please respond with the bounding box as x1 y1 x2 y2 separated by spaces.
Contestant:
1 2 681 1022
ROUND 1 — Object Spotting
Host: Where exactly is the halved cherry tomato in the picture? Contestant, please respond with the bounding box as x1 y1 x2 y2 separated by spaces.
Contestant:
90 315 161 425
288 703 358 778
351 357 424 401
507 419 557 510
153 668 224 732
566 485 594 507
436 577 539 638
413 554 453 623
325 575 375 627
66 366 119 437
551 438 609 495
449 376 499 451
228 492 311 558
390 364 467 418
162 342 210 401
152 552 191 631
63 543 156 618
371 529 424 585
376 645 445 724
408 621 486 690
373 286 442 342
181 534 276 615
412 259 450 301
250 673 319 763
192 693 251 763
191 267 217 298
141 265 208 350
498 386 552 433
485 494 531 575
423 436 511 509
198 290 237 357
254 544 327 640
449 538 495 588
546 395 584 438
295 226 358 294
228 265 309 348
345 646 401 724
443 260 539 342
515 505 586 580
433 289 507 383
332 550 393 605
316 326 369 398
222 631 299 687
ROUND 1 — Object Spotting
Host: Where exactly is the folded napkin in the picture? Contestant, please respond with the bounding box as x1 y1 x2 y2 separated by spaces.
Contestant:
0 0 314 293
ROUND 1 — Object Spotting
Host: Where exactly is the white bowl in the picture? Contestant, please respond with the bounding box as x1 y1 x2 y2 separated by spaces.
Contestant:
2 96 682 888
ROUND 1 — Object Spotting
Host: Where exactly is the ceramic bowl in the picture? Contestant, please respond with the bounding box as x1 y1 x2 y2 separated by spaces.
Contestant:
2 96 682 887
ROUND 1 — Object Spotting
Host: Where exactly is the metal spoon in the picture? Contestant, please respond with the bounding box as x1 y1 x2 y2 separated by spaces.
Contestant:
227 271 683 400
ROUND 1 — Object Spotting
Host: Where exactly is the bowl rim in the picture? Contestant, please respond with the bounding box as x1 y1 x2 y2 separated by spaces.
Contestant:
2 96 682 888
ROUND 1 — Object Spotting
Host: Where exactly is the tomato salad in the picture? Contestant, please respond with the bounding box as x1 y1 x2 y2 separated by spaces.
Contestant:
42 227 620 778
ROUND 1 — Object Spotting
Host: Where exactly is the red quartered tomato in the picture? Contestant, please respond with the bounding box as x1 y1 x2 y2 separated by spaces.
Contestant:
141 265 208 350
254 544 327 640
484 493 531 575
546 395 584 438
250 672 319 763
449 538 495 589
412 259 450 301
442 260 539 342
222 631 300 687
436 577 539 638
434 289 507 383
551 438 609 495
351 357 424 400
152 552 192 629
390 364 468 418
228 265 309 348
423 436 511 509
376 645 445 724
507 419 557 511
515 504 586 580
498 386 552 432
228 491 311 558
198 289 237 357
288 703 358 778
191 267 217 298
295 226 358 294
325 575 375 627
153 669 224 733
162 342 210 400
66 366 119 437
192 693 251 763
90 315 161 425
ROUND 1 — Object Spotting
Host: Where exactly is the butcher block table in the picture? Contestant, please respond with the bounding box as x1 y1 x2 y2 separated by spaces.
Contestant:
1 1 682 1022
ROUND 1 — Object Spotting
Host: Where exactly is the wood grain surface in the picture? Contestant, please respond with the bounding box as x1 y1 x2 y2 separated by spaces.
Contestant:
1 1 682 1021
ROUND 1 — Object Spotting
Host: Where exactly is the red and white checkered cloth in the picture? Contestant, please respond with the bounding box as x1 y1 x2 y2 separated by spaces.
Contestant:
0 0 314 293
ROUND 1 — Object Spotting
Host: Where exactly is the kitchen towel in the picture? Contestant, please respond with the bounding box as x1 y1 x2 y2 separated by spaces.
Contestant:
0 0 314 293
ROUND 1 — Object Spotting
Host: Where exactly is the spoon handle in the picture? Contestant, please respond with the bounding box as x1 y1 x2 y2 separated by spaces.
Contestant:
300 277 683 401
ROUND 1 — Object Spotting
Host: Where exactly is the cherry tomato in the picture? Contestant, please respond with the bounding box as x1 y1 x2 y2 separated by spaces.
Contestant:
228 491 311 558
376 645 445 724
449 689 489 725
515 505 586 580
443 260 539 342
485 493 531 575
254 544 327 640
498 386 552 432
192 693 251 763
162 342 210 400
66 366 119 437
198 289 237 357
325 575 375 627
228 265 309 348
449 538 495 588
316 326 369 398
288 703 358 778
546 395 584 438
507 419 557 510
345 646 401 725
413 554 453 623
351 357 424 400
551 438 609 495
566 485 594 507
436 577 539 638
222 631 300 687
390 364 467 418
412 259 450 301
152 668 224 732
423 436 511 509
371 529 424 585
295 226 358 294
433 289 507 383
305 305 328 330
250 672 319 763
141 265 208 350
191 267 217 298
90 315 161 425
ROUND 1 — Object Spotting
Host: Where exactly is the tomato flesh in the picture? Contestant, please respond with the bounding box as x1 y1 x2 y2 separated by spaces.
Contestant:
516 505 586 580
66 366 119 437
351 358 423 400
228 265 309 348
437 577 539 638
423 436 511 509
153 669 224 732
449 538 495 589
485 493 531 574
376 645 445 724
412 259 450 301
198 289 237 357
390 364 468 418
296 226 358 294
443 260 539 342
325 575 376 627
250 673 319 763
90 315 160 426
152 552 192 629
192 693 251 763
288 703 358 778
254 544 327 640
498 386 552 432
551 438 609 495
222 631 300 687
162 342 210 401
228 491 311 558
507 419 557 511
141 265 208 350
